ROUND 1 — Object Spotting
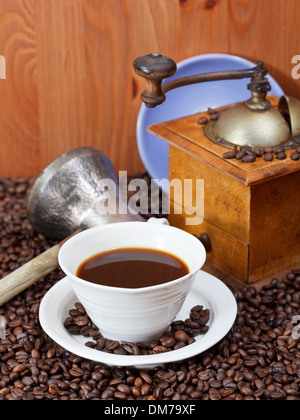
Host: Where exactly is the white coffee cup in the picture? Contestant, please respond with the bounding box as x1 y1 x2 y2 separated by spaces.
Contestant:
58 220 206 343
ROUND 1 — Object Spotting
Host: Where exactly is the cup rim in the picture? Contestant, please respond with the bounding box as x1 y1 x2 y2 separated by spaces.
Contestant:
58 222 206 293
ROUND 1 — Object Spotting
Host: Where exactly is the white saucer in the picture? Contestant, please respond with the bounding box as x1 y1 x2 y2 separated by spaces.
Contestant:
39 271 237 369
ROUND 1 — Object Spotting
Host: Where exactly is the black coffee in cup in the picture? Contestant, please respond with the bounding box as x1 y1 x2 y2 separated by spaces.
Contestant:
76 248 189 288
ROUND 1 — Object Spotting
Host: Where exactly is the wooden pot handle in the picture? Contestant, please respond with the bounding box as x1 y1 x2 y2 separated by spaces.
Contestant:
0 244 61 306
0 231 80 306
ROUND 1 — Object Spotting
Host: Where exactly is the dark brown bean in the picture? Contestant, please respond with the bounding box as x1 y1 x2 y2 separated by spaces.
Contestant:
264 152 274 162
242 154 256 163
116 383 131 395
74 316 89 327
152 345 168 354
105 340 120 351
123 342 140 355
174 330 190 343
140 371 152 384
254 148 264 157
290 152 300 161
235 150 246 160
141 383 151 396
276 152 287 160
223 151 236 159
210 113 219 121
158 336 176 348
275 146 286 154
197 117 209 125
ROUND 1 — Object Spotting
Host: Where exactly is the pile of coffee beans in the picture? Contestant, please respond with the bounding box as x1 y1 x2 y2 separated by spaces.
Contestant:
0 177 58 279
64 303 210 355
223 145 300 163
0 177 300 400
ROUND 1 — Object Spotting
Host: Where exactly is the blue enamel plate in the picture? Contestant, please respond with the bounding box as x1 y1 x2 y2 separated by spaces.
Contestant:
136 53 284 188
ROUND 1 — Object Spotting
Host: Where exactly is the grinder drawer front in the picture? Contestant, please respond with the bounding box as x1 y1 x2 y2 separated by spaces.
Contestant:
169 146 251 244
249 171 300 283
169 207 249 284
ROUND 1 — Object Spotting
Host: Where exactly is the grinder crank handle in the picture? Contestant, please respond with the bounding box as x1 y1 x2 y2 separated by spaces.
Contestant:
133 53 177 108
0 232 80 307
133 53 269 108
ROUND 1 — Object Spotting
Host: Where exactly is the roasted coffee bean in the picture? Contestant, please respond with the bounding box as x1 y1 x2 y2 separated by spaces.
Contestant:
152 345 168 353
207 107 218 119
105 340 120 351
74 316 89 327
242 154 256 163
235 150 246 160
210 113 219 121
197 117 209 125
207 107 217 114
244 147 255 155
264 152 274 162
254 148 264 157
158 336 176 348
174 330 190 343
140 371 153 384
290 152 300 161
223 151 236 159
123 342 140 355
276 152 287 160
275 146 286 154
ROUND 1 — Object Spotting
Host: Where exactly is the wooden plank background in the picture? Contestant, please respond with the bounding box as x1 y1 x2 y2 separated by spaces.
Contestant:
0 0 300 177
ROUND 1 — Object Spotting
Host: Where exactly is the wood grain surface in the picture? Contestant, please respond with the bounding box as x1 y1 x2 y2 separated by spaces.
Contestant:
0 0 300 177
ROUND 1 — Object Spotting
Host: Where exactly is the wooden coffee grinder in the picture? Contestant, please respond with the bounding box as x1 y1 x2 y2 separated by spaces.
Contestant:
133 53 300 288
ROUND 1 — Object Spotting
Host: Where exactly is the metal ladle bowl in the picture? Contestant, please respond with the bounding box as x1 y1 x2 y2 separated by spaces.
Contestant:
26 147 142 240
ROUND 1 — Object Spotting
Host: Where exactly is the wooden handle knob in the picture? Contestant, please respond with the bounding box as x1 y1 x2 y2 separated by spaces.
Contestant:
199 233 212 253
133 53 177 108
